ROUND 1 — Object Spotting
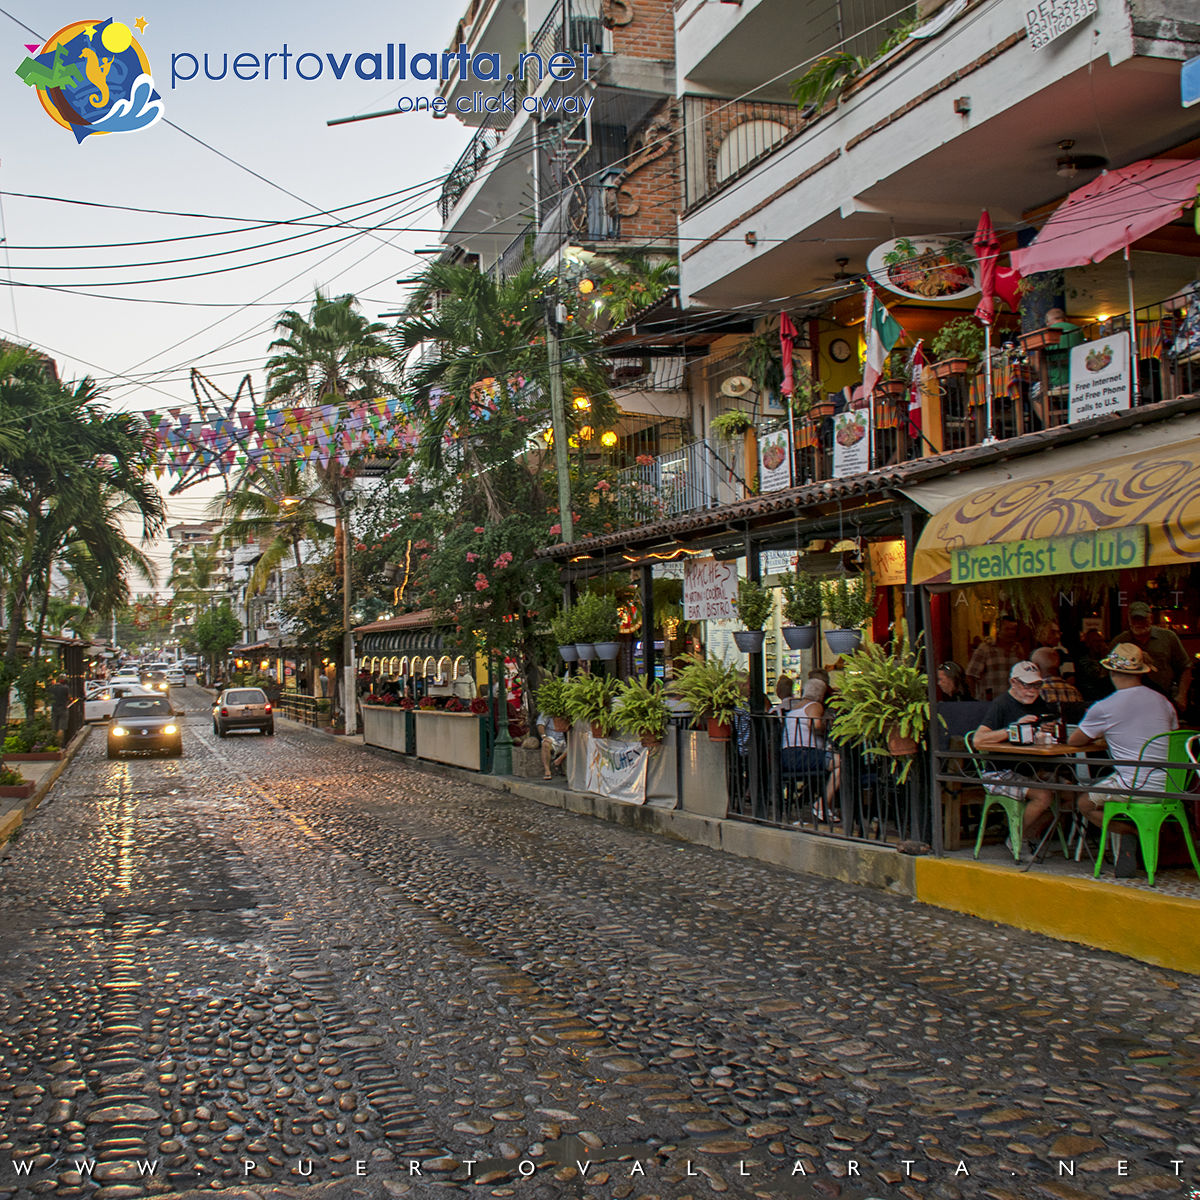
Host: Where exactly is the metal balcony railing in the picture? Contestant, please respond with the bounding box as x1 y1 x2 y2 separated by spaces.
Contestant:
530 0 605 64
438 77 523 222
615 437 746 525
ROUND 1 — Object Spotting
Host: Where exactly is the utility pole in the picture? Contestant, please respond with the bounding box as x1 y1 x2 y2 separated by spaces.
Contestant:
545 301 574 544
339 483 357 736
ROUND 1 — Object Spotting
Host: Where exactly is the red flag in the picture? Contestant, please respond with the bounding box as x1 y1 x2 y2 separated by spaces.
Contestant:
780 313 799 397
908 342 925 438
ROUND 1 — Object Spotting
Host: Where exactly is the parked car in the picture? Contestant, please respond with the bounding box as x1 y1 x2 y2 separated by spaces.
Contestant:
84 680 109 698
108 694 183 759
85 683 160 723
212 687 274 737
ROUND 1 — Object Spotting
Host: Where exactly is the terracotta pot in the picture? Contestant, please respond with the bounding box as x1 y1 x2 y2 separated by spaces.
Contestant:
1019 327 1063 351
929 357 972 379
874 378 908 398
706 718 731 742
807 400 836 421
553 716 570 733
589 720 608 738
886 727 919 756
640 734 662 748
782 624 817 650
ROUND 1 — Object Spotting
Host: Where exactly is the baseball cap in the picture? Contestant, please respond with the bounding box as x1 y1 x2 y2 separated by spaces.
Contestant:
1010 661 1042 684
1129 601 1151 619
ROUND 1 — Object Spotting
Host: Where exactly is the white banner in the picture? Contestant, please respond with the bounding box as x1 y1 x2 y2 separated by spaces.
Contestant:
832 405 872 478
1069 332 1131 423
683 557 738 621
757 427 792 492
584 736 650 804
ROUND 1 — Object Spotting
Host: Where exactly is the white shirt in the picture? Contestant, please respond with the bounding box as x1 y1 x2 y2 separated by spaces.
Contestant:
1077 684 1178 791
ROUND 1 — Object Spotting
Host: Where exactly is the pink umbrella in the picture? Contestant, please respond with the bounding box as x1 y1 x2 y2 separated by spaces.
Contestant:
1010 157 1200 274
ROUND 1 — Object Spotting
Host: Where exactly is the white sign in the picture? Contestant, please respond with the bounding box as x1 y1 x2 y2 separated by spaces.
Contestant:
758 427 792 493
832 406 872 478
866 235 978 303
761 550 797 577
683 557 738 621
1068 332 1130 422
584 735 649 804
1025 0 1098 51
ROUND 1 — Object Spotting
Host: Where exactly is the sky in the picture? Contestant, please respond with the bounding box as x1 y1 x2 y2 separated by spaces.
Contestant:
0 1 471 594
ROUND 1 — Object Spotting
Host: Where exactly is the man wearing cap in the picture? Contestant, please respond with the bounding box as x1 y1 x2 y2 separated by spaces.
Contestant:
1110 601 1190 708
972 661 1058 854
1068 644 1178 841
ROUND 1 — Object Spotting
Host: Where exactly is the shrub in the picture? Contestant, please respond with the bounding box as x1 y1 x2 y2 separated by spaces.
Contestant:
733 578 773 630
669 654 746 728
563 673 620 735
535 677 572 721
780 572 823 625
822 576 874 629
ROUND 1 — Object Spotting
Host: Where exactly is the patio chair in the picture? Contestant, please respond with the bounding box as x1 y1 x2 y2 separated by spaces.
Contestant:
1093 729 1200 886
965 730 1068 862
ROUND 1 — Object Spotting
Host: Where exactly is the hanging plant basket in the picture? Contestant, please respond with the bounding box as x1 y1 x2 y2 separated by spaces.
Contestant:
640 734 662 749
558 644 579 663
706 717 732 742
929 357 972 380
589 720 608 739
1019 327 1063 352
807 399 836 421
593 641 621 662
732 630 766 653
825 628 863 656
782 624 817 651
886 726 920 757
574 643 597 661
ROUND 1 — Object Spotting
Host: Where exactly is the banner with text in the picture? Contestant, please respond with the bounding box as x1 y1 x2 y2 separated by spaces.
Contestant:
832 407 872 478
757 428 792 492
584 736 650 804
1069 332 1131 423
684 557 738 621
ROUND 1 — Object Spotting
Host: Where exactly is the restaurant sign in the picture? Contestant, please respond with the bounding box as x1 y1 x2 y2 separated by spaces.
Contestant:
1025 0 1098 51
683 557 738 620
950 525 1146 583
1068 331 1130 422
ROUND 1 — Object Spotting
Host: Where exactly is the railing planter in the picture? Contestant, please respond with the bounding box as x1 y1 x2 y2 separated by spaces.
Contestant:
412 710 488 772
558 644 579 663
808 399 836 420
782 625 817 650
1019 327 1063 352
929 357 972 380
874 378 908 398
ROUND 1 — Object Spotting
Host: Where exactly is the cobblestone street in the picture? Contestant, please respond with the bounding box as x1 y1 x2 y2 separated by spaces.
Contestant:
1 687 1198 1200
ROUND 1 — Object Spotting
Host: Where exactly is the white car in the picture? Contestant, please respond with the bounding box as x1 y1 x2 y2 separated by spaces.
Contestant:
85 683 161 723
165 667 186 687
110 673 141 687
85 680 109 698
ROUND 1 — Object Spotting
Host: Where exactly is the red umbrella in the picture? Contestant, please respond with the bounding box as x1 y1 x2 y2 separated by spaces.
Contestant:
973 209 999 326
779 312 799 396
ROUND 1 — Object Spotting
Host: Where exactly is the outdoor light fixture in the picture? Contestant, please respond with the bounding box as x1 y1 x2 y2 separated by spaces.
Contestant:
578 277 596 295
542 428 554 444
600 430 618 447
1055 138 1106 179
578 425 594 441
572 393 591 410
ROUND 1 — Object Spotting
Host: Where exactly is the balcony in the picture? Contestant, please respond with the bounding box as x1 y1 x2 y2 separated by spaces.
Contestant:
530 0 607 63
439 76 523 222
616 438 747 525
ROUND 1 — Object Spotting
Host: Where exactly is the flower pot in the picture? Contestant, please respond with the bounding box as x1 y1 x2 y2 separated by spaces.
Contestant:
639 734 662 748
824 628 863 656
1019 327 1063 352
732 630 766 653
552 716 570 733
558 644 579 662
886 726 919 757
593 641 621 662
574 642 596 661
782 624 817 650
706 718 731 742
0 781 35 800
589 720 608 739
929 357 971 380
874 378 908 398
807 400 836 421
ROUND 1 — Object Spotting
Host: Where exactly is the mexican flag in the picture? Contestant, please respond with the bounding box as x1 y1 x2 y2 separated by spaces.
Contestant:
863 285 904 400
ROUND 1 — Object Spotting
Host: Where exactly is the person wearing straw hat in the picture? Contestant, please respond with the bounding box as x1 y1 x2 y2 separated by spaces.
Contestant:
1068 643 1178 837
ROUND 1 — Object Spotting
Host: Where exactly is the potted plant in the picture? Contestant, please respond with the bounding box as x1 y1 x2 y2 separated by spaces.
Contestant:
822 575 873 655
563 672 621 738
669 654 746 741
780 571 823 650
0 765 34 800
536 677 572 733
930 316 984 379
731 577 773 653
571 591 621 662
551 610 578 663
710 409 755 440
614 675 671 747
827 633 930 781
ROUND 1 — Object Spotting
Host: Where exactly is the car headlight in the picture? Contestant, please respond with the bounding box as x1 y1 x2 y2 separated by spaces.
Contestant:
163 724 177 735
111 726 128 737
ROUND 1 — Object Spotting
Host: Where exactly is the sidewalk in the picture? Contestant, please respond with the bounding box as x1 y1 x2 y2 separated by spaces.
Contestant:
0 724 91 851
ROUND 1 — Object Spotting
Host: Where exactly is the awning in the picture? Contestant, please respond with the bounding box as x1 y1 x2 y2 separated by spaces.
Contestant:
912 435 1200 584
360 630 444 657
1010 158 1200 274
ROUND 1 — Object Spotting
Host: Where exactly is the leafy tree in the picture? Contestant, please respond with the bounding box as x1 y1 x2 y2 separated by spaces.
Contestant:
193 601 242 673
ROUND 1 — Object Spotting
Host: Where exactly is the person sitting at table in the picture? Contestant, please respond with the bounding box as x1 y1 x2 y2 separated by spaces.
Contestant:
1067 644 1178 861
937 660 969 702
1031 647 1085 724
782 679 841 822
772 673 799 714
971 660 1057 858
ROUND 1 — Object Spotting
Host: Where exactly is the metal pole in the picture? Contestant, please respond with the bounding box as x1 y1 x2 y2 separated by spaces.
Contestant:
340 486 357 736
982 323 995 443
1125 245 1139 403
546 309 574 544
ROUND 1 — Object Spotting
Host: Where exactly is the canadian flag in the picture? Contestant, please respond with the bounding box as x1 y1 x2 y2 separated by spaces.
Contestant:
908 341 925 439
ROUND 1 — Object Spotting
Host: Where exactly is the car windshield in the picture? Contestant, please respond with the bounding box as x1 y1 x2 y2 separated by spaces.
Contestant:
115 697 171 717
225 689 267 705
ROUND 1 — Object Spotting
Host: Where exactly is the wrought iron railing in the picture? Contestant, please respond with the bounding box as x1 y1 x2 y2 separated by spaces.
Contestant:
530 0 605 65
438 77 523 222
616 437 746 524
493 225 536 280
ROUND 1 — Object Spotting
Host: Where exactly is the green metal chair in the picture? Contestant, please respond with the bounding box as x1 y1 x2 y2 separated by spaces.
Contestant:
965 731 1067 862
1093 729 1200 886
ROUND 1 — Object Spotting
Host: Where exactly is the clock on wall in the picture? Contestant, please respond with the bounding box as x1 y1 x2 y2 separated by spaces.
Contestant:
829 337 852 363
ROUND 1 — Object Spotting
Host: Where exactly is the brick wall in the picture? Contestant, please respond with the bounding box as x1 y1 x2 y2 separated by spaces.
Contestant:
616 99 683 243
610 0 675 61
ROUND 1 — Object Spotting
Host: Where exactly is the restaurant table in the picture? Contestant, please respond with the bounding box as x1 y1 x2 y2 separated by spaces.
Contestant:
985 738 1107 861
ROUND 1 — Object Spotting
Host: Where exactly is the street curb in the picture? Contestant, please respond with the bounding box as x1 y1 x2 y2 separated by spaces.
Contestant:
0 722 91 851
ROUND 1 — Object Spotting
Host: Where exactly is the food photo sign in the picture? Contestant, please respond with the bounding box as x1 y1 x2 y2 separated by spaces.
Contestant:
757 428 792 492
1069 331 1131 422
832 406 871 478
866 235 979 303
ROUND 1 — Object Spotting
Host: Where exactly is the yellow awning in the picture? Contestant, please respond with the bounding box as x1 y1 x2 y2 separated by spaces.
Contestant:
912 436 1200 584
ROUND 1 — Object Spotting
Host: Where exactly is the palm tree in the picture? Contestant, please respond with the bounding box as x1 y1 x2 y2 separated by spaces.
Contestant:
169 541 220 623
0 346 165 728
264 291 395 732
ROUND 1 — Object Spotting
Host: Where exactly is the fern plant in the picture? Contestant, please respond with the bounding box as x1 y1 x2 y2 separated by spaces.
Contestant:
563 673 621 735
614 675 671 742
669 654 746 728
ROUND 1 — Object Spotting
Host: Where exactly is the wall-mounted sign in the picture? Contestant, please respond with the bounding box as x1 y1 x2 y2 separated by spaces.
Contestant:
868 539 907 587
866 235 978 303
1068 331 1131 422
683 557 738 621
758 428 792 492
1025 0 1098 52
950 525 1146 584
832 406 871 478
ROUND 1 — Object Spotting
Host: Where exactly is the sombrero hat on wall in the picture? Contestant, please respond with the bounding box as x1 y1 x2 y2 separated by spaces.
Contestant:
721 375 754 398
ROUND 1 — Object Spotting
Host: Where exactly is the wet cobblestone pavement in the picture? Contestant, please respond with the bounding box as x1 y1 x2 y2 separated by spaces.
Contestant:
1 688 1199 1200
